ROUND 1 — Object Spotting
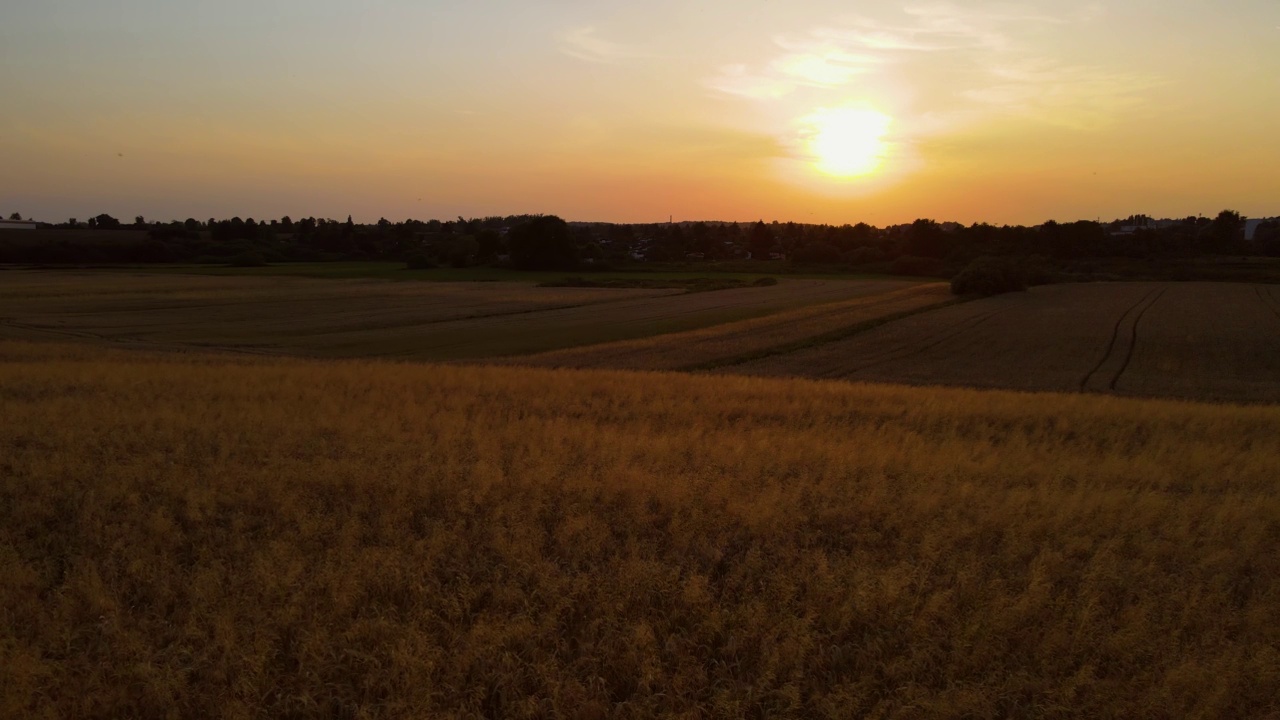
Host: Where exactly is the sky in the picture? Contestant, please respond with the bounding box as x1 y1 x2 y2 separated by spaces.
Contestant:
2 0 1277 225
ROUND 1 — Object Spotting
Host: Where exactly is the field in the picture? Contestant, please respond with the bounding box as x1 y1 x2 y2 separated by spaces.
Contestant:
2 340 1278 718
5 271 1280 402
730 282 1280 404
130 261 867 283
0 270 915 360
507 283 954 371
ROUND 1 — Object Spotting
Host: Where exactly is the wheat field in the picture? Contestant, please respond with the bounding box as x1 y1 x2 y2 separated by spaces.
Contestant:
2 340 1278 718
0 270 910 360
504 283 952 372
733 282 1280 404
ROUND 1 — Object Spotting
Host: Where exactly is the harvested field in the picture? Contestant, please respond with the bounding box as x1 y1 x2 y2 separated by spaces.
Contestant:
3 341 1279 718
0 270 903 360
508 283 952 371
733 282 1280 403
1118 283 1280 401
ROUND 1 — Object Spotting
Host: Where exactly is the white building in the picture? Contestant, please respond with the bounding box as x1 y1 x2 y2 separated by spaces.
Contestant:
0 220 38 231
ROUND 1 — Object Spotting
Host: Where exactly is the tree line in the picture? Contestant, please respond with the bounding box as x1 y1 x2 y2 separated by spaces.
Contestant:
2 209 1277 274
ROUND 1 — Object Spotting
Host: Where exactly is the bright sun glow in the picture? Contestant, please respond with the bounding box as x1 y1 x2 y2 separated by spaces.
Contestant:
804 108 893 178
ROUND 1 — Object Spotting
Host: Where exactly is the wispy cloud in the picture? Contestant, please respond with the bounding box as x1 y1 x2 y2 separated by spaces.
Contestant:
709 3 1160 129
557 26 643 64
962 59 1164 128
707 40 883 100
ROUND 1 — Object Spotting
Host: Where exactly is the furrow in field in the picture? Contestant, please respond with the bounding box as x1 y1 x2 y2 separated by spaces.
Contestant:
337 279 917 360
1077 288 1165 394
1078 288 1160 392
500 282 948 371
1257 284 1280 324
814 306 1009 380
1113 283 1280 403
732 283 1162 394
1106 289 1165 391
4 270 901 360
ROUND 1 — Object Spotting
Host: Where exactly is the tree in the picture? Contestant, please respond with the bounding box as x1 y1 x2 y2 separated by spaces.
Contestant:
508 216 577 270
749 221 774 259
135 215 146 227
8 212 22 221
475 228 504 263
907 219 946 259
1202 209 1243 253
93 213 121 229
951 256 1028 296
792 241 842 264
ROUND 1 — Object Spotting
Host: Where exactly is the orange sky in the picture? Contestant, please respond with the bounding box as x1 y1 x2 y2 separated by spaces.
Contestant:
2 1 1277 225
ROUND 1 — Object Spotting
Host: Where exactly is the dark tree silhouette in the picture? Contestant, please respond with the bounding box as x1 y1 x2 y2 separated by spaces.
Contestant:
907 219 945 258
749 221 774 260
1203 210 1243 253
92 213 122 229
508 216 577 270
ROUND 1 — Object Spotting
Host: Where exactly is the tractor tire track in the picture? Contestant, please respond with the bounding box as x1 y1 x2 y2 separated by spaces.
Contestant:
1107 288 1166 391
1078 288 1160 392
1256 285 1280 325
826 306 1010 379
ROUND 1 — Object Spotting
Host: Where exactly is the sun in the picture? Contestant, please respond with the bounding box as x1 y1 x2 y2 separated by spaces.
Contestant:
804 107 893 178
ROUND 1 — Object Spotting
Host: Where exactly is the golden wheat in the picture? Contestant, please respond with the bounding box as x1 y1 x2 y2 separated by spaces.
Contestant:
2 341 1278 718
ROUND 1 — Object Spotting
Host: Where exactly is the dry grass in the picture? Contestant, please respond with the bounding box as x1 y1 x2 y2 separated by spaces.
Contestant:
505 283 950 371
2 340 1278 718
735 282 1280 403
0 270 901 361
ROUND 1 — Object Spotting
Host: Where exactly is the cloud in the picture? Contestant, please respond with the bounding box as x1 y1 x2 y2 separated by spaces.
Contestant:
962 59 1165 128
557 26 643 64
706 4 1019 100
707 64 796 100
709 3 1160 129
707 40 882 100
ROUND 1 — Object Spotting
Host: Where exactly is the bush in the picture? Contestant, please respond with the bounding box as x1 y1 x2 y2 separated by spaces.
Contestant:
950 256 1028 296
890 255 946 277
1020 255 1060 286
227 251 267 267
791 242 842 265
405 252 437 270
845 246 886 265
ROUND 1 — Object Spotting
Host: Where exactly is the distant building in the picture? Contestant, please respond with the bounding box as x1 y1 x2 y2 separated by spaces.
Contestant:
1245 218 1273 242
0 220 38 231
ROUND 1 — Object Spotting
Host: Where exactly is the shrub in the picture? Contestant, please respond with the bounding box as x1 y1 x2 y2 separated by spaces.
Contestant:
845 246 886 265
1020 255 1060 286
791 242 842 265
950 256 1028 296
227 251 267 267
890 255 946 277
405 252 437 270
